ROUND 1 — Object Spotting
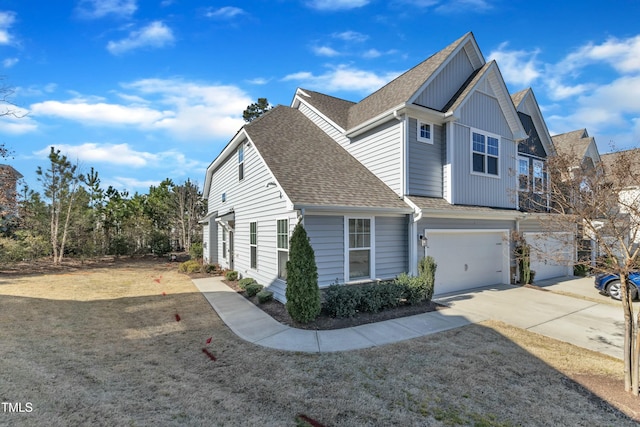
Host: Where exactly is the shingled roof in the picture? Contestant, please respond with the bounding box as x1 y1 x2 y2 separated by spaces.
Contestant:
347 32 473 129
295 89 354 130
551 129 594 164
244 106 411 211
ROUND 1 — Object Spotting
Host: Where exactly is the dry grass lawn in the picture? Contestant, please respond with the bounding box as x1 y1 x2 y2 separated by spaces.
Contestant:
0 258 637 426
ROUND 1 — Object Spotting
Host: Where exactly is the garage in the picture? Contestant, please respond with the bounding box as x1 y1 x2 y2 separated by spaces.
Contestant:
524 232 573 281
425 229 510 295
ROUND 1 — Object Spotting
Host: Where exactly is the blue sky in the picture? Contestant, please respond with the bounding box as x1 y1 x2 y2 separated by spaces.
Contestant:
1 0 640 194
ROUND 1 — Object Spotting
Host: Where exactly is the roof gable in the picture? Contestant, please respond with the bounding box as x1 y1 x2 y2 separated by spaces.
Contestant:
512 88 554 157
551 128 600 165
243 106 410 211
291 88 354 131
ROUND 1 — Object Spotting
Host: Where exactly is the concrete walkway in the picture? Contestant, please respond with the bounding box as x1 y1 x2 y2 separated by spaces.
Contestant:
192 276 625 358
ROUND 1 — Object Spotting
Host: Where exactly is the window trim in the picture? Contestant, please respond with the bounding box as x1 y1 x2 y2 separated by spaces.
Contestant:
533 159 545 194
249 221 257 270
518 156 529 191
221 229 227 259
238 144 245 181
470 129 500 178
276 219 289 281
344 217 375 282
417 120 433 144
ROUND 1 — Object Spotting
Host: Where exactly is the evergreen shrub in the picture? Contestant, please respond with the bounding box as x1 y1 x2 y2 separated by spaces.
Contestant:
285 222 321 323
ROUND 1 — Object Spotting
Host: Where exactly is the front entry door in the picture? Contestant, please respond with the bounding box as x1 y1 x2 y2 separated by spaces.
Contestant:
228 231 234 270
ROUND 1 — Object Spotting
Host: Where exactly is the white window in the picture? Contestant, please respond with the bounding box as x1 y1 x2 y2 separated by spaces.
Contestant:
471 131 499 176
221 192 226 203
238 145 244 181
276 219 288 280
518 157 529 191
417 120 433 144
250 222 257 269
347 218 373 280
533 160 544 194
221 229 227 259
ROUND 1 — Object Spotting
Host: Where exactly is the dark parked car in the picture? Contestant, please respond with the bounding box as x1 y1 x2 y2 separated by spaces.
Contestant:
595 272 640 300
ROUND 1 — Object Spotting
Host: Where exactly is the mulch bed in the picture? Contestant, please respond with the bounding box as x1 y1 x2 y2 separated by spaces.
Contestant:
222 279 444 330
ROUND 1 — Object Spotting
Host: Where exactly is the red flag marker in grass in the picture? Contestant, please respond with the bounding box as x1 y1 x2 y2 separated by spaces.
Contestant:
154 278 161 283
161 291 166 296
202 348 216 361
296 414 325 427
205 337 212 345
175 313 181 322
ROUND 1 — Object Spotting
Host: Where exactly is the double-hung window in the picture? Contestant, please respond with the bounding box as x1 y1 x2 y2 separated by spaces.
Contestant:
533 160 544 194
276 219 288 280
348 218 371 280
518 157 529 191
249 222 257 269
417 120 433 143
472 131 499 176
221 229 227 259
238 145 244 181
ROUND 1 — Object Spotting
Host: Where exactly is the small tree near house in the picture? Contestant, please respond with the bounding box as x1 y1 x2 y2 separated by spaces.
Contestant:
285 221 321 323
532 146 640 396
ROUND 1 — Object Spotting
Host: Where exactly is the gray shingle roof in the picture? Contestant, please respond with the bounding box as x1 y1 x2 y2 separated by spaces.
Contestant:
347 32 473 129
510 88 528 108
244 106 411 211
296 89 354 130
408 196 517 214
551 129 593 163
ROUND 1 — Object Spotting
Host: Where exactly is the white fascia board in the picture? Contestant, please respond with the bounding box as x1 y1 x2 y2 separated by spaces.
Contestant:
294 203 414 215
347 104 450 138
405 104 455 124
293 93 346 133
203 128 248 196
421 208 521 221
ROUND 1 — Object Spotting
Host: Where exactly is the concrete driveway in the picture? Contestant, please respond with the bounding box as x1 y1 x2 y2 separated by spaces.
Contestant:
435 276 627 360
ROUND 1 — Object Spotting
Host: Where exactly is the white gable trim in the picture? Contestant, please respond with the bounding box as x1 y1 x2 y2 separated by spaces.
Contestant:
515 89 555 157
291 89 346 133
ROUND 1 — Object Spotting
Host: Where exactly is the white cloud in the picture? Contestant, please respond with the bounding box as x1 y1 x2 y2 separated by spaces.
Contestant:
307 0 369 11
205 6 245 19
435 0 492 13
0 11 16 45
559 35 640 74
312 45 340 57
30 78 251 140
107 21 174 55
246 77 269 85
332 31 368 42
283 64 400 94
2 57 18 68
76 0 137 19
35 142 155 167
488 42 541 86
0 112 37 135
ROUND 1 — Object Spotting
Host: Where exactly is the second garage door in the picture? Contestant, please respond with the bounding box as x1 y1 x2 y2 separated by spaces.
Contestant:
524 232 573 281
425 230 509 295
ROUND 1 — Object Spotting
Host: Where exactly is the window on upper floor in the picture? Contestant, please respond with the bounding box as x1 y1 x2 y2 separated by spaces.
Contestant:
471 131 499 176
417 120 433 144
518 157 529 191
238 145 244 181
533 160 544 194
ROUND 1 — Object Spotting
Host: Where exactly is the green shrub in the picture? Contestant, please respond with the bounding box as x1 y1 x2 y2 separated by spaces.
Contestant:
574 264 589 277
323 285 361 318
149 230 171 256
203 263 219 274
418 256 437 301
395 273 428 305
245 283 264 297
238 277 256 290
516 243 531 284
285 222 321 323
256 290 273 304
178 259 202 273
225 270 238 281
189 242 203 260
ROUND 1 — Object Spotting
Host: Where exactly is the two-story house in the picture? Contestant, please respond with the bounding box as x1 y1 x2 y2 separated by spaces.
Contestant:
202 32 573 302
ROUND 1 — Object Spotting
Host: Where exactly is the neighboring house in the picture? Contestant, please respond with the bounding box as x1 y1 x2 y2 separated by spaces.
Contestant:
202 32 573 302
0 164 22 219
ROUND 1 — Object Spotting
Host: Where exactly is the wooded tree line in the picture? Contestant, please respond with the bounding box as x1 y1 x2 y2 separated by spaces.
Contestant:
1 146 205 264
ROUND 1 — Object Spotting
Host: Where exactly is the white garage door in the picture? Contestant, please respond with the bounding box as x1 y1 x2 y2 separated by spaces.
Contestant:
524 232 573 281
425 230 509 295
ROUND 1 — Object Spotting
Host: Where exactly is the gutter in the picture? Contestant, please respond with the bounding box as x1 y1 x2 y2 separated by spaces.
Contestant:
292 203 414 215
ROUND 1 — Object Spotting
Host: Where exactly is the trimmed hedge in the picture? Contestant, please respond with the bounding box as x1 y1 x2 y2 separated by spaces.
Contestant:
178 259 202 274
245 283 264 297
256 290 273 304
225 270 238 281
238 277 256 290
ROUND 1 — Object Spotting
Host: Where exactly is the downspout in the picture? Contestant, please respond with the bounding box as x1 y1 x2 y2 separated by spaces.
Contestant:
393 109 406 197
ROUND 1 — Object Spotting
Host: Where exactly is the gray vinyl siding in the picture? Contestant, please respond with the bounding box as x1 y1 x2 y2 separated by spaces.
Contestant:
459 92 513 138
408 119 444 197
349 119 403 195
205 138 296 302
518 217 547 233
449 100 518 209
375 216 409 278
203 222 218 264
413 48 475 111
297 102 350 148
305 215 345 286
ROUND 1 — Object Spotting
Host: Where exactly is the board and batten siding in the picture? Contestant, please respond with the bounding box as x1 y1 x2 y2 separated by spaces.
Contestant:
458 91 513 138
413 49 475 110
206 138 296 302
407 119 444 197
375 216 409 278
349 119 403 195
305 215 345 286
297 102 350 148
